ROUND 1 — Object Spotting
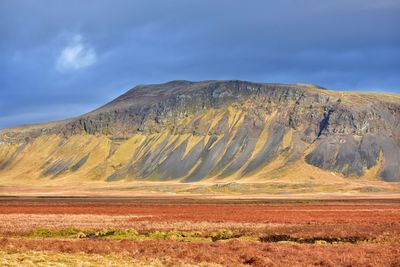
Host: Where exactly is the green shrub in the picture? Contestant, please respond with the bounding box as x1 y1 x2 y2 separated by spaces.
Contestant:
59 228 81 237
147 231 169 240
211 229 234 241
147 230 204 241
31 228 81 238
31 228 56 238
103 229 139 240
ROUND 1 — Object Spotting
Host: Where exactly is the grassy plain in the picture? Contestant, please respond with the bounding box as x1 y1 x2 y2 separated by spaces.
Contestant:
0 197 399 266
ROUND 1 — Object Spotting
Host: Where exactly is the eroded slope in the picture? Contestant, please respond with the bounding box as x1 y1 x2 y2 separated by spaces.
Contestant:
0 80 399 186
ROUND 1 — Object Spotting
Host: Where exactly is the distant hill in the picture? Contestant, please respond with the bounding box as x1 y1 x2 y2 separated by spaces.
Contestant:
0 80 399 194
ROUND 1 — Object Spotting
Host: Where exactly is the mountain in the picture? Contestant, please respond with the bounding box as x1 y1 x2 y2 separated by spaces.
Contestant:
0 80 399 194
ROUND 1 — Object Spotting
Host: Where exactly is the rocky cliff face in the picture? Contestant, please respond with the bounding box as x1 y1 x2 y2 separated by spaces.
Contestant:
0 80 399 183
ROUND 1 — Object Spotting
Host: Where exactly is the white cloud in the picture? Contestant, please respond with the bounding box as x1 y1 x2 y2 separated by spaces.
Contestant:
56 34 97 72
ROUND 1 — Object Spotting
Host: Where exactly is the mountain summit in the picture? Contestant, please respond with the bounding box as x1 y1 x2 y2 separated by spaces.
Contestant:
1 80 399 193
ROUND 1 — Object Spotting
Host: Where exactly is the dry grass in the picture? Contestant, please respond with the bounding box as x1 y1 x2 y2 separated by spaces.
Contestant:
1 201 399 239
0 214 272 236
0 198 399 266
2 201 400 222
0 250 218 267
1 215 399 241
0 239 399 267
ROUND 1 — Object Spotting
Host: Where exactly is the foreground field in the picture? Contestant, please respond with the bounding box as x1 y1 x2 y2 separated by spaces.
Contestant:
0 197 399 266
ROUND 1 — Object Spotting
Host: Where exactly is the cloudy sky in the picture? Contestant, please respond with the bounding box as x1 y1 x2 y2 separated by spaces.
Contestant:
0 0 399 129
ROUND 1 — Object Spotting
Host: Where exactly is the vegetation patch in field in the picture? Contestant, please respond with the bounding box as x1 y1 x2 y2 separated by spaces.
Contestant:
210 229 234 241
259 234 369 244
29 228 212 242
147 230 205 241
28 228 373 244
31 228 82 239
30 228 140 240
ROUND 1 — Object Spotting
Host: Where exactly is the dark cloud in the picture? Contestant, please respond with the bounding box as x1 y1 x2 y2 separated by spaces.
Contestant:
0 0 399 128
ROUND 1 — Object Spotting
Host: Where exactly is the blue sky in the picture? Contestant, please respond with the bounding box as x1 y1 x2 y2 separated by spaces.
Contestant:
0 0 399 129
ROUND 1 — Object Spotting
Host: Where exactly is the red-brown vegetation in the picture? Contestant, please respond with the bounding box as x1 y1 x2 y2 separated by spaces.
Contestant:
0 238 399 267
1 198 399 223
0 197 399 266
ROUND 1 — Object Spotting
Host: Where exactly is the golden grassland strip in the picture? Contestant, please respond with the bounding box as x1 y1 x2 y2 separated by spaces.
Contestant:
0 250 220 267
1 238 399 267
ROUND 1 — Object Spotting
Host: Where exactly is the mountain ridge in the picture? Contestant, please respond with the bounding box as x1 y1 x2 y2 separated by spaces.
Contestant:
0 80 399 192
